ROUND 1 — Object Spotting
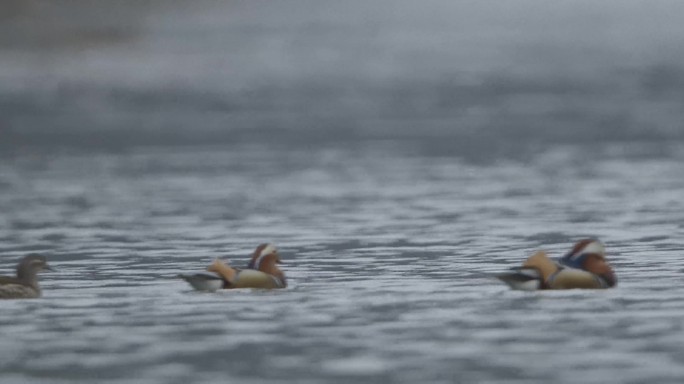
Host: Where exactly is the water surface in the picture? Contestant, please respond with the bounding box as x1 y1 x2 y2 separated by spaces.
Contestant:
2 144 684 383
2 1 684 383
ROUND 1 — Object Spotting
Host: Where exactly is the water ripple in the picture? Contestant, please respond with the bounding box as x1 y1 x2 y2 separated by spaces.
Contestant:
1 144 684 383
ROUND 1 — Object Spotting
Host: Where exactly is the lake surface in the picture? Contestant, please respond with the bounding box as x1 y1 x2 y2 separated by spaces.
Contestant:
2 144 684 384
2 1 684 383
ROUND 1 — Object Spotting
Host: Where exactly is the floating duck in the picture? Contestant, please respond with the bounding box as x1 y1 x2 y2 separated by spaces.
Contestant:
179 243 287 291
497 239 617 290
0 254 53 299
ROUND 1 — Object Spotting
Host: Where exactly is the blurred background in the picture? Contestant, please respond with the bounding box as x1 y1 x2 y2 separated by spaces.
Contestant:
2 2 684 384
2 0 684 153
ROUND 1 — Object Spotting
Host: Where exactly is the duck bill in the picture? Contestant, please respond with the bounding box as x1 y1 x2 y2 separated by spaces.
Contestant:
601 269 617 287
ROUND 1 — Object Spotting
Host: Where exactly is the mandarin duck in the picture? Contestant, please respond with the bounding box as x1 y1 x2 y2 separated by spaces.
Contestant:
180 243 287 291
0 254 54 299
497 239 617 290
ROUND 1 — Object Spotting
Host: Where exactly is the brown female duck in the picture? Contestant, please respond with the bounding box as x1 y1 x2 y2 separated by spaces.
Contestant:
0 254 53 299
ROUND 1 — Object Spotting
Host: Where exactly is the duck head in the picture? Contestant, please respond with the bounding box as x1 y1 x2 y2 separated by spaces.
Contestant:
16 254 53 281
561 239 616 287
582 253 617 287
248 243 285 282
248 243 282 269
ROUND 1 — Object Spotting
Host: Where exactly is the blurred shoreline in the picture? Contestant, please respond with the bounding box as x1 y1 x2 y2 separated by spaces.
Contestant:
1 0 684 152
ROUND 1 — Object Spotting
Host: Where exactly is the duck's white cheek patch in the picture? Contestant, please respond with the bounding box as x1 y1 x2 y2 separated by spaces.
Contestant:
580 242 604 255
259 244 276 258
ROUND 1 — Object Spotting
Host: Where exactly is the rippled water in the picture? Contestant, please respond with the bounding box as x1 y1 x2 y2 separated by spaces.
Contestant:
3 1 684 382
2 143 684 383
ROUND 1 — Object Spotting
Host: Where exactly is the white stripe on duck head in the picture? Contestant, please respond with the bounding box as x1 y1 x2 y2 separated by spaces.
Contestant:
560 238 605 269
248 243 280 270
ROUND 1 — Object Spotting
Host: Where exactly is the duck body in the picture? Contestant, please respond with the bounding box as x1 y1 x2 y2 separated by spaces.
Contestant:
0 277 42 299
180 244 287 291
0 254 52 299
179 272 225 292
228 269 286 289
497 239 617 291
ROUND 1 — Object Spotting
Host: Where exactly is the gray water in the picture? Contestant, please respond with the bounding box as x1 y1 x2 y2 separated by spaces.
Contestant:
2 1 684 383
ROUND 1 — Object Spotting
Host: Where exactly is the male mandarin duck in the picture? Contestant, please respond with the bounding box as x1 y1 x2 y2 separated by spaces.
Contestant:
0 254 54 299
497 239 617 290
179 243 287 291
